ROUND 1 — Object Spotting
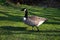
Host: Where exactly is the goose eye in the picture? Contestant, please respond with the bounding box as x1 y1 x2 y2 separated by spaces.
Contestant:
21 8 26 11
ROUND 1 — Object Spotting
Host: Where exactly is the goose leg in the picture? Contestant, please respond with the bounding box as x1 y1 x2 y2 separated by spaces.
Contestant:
32 26 34 31
36 26 39 31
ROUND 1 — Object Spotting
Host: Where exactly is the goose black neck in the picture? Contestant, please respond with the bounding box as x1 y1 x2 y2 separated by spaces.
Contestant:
24 10 28 18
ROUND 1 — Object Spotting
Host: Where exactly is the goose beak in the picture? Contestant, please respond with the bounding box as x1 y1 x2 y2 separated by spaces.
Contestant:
21 8 26 11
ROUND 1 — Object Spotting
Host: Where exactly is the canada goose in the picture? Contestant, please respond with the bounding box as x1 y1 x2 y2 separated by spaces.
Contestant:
21 8 47 31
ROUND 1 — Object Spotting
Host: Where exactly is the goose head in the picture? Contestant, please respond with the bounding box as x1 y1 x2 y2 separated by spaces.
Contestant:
21 8 27 12
21 8 28 20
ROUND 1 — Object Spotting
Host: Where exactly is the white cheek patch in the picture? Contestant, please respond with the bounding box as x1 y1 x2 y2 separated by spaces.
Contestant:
37 21 45 26
23 17 26 20
24 9 27 12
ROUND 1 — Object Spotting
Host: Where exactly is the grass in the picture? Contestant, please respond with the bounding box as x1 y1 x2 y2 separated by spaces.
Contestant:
0 4 60 40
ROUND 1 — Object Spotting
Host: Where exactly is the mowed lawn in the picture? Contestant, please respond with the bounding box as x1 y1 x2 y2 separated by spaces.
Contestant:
0 4 60 40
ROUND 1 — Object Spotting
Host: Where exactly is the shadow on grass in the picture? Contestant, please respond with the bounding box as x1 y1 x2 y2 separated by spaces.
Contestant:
0 26 60 36
45 21 60 25
0 26 27 35
0 11 23 22
0 26 27 31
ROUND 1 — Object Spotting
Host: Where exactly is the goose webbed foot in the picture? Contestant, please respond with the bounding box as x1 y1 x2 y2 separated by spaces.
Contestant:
32 26 39 31
32 26 34 31
36 26 39 31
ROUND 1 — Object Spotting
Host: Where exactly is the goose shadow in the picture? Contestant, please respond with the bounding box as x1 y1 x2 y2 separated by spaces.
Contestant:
0 26 60 36
0 26 27 31
0 26 28 35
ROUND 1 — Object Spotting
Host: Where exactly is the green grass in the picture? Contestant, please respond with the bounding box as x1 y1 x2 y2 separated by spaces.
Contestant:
0 4 60 40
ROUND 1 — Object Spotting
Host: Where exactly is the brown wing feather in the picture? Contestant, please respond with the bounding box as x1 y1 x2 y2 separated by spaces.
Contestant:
28 16 46 25
24 16 46 26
